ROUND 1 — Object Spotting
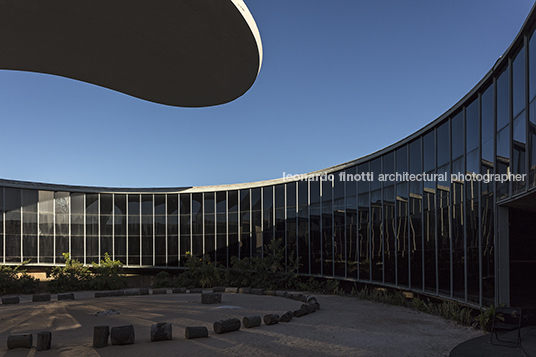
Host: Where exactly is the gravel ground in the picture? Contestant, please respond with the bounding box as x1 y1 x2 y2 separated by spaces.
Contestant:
0 290 483 357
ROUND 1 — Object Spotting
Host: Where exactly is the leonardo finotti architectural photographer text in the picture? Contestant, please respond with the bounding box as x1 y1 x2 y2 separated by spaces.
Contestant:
282 171 526 184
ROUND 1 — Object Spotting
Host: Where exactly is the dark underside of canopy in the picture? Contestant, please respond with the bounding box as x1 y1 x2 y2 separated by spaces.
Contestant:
0 0 260 107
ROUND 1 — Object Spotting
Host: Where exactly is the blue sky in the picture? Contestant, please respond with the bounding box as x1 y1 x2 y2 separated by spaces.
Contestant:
0 0 534 188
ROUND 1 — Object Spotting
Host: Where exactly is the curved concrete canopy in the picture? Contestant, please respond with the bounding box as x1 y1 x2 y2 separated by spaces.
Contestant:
0 0 262 107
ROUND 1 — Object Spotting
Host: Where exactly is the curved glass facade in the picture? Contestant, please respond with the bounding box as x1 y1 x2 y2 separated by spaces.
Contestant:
3 4 536 308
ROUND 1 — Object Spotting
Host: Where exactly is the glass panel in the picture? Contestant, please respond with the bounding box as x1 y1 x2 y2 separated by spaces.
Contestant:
251 188 261 211
128 195 140 265
452 179 464 300
191 193 202 216
86 193 98 215
310 202 321 275
71 193 84 215
216 191 226 213
263 187 273 210
497 126 510 199
298 180 308 206
466 99 479 153
531 29 536 104
423 133 434 172
371 189 382 282
411 138 423 195
481 168 494 305
422 188 434 293
227 191 238 212
397 193 409 287
383 186 395 284
180 193 191 215
204 213 215 261
100 193 112 216
228 212 238 258
287 208 297 270
204 192 214 214
513 47 526 118
452 112 464 160
370 158 381 191
22 189 38 213
298 205 310 274
437 184 451 297
358 162 370 194
358 192 370 281
114 194 127 215
286 183 296 207
334 171 344 200
275 185 285 209
482 85 494 161
437 121 450 166
167 194 178 215
240 190 251 259
154 194 166 215
497 67 509 130
155 215 166 266
252 210 262 257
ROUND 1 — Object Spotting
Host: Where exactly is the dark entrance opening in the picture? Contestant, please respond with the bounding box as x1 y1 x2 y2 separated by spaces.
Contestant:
509 206 536 308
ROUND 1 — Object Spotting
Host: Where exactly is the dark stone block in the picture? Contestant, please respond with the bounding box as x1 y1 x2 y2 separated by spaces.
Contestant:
212 286 226 292
2 296 20 304
263 314 279 325
172 287 186 294
250 288 264 295
243 315 261 328
36 331 52 351
279 311 293 323
151 323 172 342
213 318 241 334
185 326 208 339
124 289 140 296
139 288 150 295
7 334 32 349
58 293 74 300
111 325 135 345
95 291 112 298
32 294 51 302
93 326 109 348
152 288 167 295
189 288 202 294
110 290 125 296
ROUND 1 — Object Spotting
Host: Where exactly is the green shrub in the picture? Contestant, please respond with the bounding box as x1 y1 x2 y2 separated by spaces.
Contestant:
46 253 91 293
47 252 127 293
0 262 39 295
171 254 223 288
90 253 128 291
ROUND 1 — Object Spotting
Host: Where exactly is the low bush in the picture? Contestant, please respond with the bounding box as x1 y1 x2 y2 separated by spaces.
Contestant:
47 252 127 293
46 253 91 293
90 253 128 291
0 262 39 295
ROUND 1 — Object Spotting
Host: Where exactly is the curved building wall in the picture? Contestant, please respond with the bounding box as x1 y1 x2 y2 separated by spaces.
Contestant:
3 4 536 308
